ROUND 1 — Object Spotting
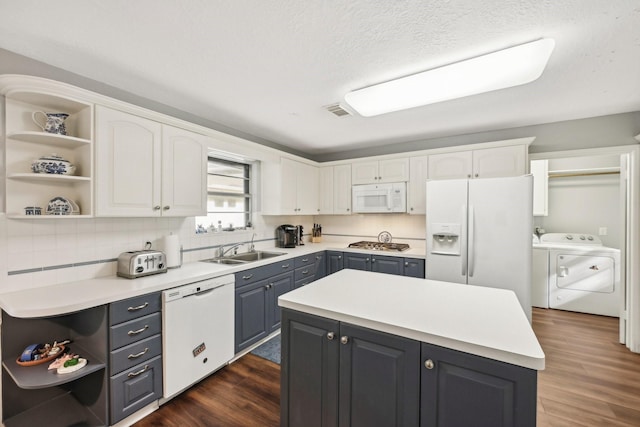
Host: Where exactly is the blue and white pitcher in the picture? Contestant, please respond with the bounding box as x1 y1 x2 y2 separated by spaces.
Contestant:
32 111 69 135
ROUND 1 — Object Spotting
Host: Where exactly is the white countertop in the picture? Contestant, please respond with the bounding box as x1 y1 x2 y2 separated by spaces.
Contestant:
278 269 545 370
0 242 425 318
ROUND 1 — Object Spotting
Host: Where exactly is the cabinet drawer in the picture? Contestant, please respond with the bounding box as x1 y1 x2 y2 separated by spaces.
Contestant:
110 334 162 375
110 312 161 350
295 264 316 282
235 260 295 287
294 254 315 268
110 292 161 325
110 355 163 424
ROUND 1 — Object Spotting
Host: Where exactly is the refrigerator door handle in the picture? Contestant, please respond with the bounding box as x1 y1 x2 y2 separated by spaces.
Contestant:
468 205 475 277
461 204 467 276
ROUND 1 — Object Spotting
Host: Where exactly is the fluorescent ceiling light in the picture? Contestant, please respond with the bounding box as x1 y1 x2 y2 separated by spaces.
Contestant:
344 38 555 117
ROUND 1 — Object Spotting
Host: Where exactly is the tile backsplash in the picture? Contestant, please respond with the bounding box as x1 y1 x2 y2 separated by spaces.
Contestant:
0 212 426 294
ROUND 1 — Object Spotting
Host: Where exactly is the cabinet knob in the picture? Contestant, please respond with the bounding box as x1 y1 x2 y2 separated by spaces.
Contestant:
163 205 170 210
338 256 342 259
153 205 161 210
340 336 349 345
410 207 414 211
378 176 382 180
475 173 479 178
347 208 350 211
327 332 335 340
405 262 409 266
371 258 375 263
366 258 370 262
265 283 272 290
467 174 471 178
424 359 435 370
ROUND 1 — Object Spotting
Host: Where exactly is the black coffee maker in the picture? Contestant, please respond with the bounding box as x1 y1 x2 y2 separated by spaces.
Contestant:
276 224 297 248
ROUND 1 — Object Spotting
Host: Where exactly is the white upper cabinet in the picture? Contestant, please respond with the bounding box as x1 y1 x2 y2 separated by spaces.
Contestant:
530 159 549 216
262 157 319 215
472 145 527 179
318 164 352 215
428 145 526 180
351 158 409 184
333 164 352 214
408 156 428 214
161 125 208 216
318 166 334 214
95 106 207 217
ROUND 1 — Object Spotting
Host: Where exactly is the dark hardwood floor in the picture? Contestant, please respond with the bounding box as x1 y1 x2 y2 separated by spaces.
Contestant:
134 308 640 427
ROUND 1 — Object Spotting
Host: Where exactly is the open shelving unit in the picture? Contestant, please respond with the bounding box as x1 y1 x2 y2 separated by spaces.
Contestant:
3 89 94 218
1 307 109 427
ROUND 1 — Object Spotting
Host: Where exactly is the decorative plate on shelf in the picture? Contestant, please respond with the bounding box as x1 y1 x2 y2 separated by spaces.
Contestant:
46 197 80 215
378 231 392 243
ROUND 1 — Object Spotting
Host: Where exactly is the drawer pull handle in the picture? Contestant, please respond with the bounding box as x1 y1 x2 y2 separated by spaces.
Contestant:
242 274 253 280
302 269 309 274
128 325 149 336
128 348 149 359
128 365 149 378
302 258 309 262
127 302 149 312
282 264 290 268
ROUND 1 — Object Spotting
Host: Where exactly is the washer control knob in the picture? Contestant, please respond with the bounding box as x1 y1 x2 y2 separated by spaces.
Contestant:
579 235 586 240
588 236 594 241
566 234 573 240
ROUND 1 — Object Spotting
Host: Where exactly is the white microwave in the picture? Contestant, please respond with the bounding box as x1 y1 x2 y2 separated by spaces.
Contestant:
352 183 406 213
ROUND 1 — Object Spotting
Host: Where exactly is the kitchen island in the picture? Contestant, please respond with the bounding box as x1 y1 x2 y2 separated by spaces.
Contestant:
278 269 544 427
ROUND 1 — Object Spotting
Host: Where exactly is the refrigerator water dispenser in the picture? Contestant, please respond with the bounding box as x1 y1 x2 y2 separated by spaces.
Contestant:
430 223 461 255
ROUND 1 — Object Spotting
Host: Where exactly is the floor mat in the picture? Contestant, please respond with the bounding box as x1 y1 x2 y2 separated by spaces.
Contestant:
250 334 281 364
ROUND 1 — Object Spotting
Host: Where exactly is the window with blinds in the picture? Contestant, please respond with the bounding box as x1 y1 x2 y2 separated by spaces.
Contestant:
195 158 251 233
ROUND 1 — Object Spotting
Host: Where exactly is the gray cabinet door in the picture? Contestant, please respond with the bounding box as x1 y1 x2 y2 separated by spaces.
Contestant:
420 342 537 427
269 271 294 333
327 251 344 274
235 280 269 352
281 309 339 427
339 323 420 427
314 252 327 280
404 258 425 278
371 255 404 275
343 252 370 271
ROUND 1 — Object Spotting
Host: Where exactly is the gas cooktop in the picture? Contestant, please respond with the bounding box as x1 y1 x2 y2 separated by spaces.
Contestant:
348 241 410 252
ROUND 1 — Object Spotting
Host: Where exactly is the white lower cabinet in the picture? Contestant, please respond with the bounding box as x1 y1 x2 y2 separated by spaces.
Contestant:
95 106 207 217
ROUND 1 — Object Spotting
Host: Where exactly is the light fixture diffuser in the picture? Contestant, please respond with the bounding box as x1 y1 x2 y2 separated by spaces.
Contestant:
344 38 555 117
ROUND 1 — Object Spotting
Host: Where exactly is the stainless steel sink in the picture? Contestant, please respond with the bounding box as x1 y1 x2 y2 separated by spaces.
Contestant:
228 251 286 262
203 258 247 265
201 251 286 265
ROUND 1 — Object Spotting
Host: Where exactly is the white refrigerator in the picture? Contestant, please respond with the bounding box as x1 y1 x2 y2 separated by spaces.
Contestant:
426 175 533 321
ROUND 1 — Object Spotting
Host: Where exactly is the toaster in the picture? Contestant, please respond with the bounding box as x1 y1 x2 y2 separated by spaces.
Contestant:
117 250 168 279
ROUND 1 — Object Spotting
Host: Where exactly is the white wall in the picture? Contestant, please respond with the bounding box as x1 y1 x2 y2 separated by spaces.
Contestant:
534 154 621 248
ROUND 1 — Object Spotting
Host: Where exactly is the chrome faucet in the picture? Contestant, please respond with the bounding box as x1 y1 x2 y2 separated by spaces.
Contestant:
219 243 243 258
249 233 256 252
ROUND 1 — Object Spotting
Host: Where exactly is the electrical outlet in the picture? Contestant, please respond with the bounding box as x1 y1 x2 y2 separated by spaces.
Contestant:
599 227 608 236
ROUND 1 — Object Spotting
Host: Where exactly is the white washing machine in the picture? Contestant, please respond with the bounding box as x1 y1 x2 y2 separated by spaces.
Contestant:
534 233 621 317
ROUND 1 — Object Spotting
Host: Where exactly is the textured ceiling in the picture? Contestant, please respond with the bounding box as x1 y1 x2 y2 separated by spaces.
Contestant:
1 1 639 157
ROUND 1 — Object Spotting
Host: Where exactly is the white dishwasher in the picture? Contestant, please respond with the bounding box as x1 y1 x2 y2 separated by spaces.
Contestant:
162 274 234 399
